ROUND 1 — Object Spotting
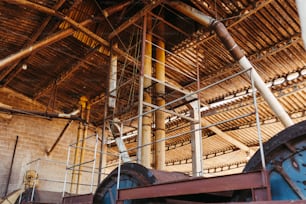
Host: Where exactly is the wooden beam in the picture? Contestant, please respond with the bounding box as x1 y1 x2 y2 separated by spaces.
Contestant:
3 0 139 66
0 0 66 85
0 19 93 70
167 0 275 55
108 0 165 40
149 12 189 37
33 47 102 100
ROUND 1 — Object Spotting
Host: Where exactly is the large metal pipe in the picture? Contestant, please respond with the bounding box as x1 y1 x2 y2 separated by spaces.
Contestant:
167 1 294 128
155 21 166 170
141 15 153 168
108 43 118 109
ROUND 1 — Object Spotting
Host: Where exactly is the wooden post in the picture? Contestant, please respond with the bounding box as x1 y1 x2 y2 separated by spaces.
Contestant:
154 21 166 170
141 15 152 168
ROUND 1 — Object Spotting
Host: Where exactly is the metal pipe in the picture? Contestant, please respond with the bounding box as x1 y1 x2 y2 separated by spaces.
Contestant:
46 120 73 156
137 15 147 164
109 43 118 109
5 136 18 196
189 101 203 176
167 1 294 128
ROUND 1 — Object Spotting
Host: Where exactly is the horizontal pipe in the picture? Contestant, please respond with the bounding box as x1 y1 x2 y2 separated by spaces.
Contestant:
0 106 82 121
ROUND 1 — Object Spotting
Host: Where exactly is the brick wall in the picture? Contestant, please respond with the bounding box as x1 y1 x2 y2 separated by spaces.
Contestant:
0 88 104 197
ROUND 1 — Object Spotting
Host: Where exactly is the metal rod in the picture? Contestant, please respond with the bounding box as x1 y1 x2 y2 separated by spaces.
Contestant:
144 74 190 95
116 154 122 201
127 112 254 152
251 69 266 170
47 120 73 155
4 135 18 196
143 102 197 122
31 160 40 202
62 145 71 197
137 15 147 164
125 67 252 123
90 133 99 192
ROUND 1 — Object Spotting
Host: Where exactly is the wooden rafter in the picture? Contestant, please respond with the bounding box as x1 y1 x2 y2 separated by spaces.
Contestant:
0 19 94 70
181 33 302 91
33 47 102 100
2 0 139 66
0 0 66 86
168 0 276 55
108 0 166 40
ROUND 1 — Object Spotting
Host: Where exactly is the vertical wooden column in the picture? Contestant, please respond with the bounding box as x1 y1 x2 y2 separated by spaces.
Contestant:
154 22 166 170
77 96 90 193
70 97 86 193
141 15 153 168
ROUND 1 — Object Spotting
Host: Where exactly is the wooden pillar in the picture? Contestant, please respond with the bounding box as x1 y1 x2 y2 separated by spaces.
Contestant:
154 22 166 170
77 96 90 193
141 15 152 168
70 96 86 193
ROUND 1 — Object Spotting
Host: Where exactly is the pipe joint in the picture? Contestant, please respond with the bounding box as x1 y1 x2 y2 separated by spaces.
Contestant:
212 21 244 60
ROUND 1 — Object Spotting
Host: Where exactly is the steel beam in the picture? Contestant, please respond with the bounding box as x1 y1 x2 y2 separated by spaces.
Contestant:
117 171 270 201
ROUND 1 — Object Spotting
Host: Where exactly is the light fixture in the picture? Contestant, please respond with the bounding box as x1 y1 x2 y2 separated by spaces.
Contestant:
22 64 27 70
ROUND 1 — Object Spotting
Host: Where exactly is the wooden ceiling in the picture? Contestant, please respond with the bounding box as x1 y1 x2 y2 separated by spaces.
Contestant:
0 0 305 174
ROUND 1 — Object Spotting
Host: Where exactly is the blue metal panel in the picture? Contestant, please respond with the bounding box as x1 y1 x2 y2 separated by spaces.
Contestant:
267 144 306 200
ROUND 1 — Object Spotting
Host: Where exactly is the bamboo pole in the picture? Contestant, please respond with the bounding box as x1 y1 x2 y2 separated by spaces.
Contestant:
141 15 152 168
70 97 86 193
77 96 90 193
0 19 93 70
2 0 139 67
154 22 166 170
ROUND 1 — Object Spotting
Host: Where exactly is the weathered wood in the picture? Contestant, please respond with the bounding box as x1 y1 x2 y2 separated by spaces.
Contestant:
3 0 139 66
108 0 166 39
0 0 66 85
0 19 93 70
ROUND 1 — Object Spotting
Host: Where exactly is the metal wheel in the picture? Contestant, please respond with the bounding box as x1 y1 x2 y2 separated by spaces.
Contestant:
234 120 306 201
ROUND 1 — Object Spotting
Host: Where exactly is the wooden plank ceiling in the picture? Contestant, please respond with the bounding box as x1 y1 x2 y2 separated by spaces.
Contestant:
0 0 305 174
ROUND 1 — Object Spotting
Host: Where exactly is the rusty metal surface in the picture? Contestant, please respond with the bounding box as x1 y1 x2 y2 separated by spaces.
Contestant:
117 171 270 201
62 193 93 204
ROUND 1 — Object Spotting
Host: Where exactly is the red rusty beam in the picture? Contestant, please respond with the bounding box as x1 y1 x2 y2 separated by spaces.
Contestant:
117 171 270 201
164 200 306 204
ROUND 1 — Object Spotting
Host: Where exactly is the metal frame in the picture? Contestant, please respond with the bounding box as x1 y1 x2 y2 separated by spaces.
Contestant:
116 171 271 203
62 133 110 197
